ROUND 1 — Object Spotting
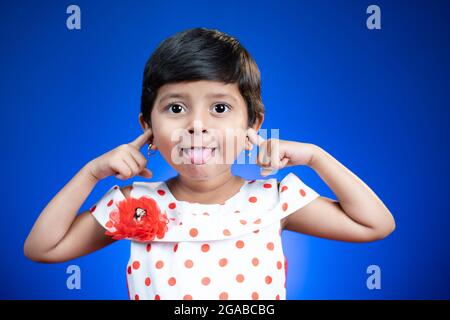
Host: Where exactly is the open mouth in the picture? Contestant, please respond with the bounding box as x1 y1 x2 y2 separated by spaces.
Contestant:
181 147 217 165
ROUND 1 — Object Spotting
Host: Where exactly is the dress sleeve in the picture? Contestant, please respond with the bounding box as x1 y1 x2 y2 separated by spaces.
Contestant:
89 185 126 232
276 172 320 219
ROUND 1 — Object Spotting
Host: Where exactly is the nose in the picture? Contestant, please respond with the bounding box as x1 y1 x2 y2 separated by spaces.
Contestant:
187 119 208 135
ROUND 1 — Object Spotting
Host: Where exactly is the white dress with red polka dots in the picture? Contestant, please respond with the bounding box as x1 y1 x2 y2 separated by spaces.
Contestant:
90 172 320 300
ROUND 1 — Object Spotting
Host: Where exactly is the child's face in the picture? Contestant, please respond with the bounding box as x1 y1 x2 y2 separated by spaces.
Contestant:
140 80 262 180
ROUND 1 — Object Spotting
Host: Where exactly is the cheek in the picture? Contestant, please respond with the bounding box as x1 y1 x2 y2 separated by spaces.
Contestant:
218 127 247 161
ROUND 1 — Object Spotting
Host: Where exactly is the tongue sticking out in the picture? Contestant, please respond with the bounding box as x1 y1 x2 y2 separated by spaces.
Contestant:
186 148 213 165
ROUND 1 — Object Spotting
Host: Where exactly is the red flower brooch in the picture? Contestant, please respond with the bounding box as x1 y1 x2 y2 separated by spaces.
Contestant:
105 196 169 242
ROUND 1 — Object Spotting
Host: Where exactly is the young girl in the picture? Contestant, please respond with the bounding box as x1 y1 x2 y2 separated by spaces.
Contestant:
24 27 396 300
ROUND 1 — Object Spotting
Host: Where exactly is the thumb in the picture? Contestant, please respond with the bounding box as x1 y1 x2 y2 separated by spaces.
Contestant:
138 168 153 178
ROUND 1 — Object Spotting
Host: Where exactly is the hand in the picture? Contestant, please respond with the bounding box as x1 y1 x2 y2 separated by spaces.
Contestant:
247 128 318 176
87 129 154 181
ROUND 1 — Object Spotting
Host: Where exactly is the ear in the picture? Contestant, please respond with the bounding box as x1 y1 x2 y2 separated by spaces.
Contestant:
138 113 156 148
245 112 264 149
139 112 151 131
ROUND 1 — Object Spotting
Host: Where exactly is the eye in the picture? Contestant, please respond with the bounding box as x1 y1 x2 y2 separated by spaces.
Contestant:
167 103 185 114
212 103 230 114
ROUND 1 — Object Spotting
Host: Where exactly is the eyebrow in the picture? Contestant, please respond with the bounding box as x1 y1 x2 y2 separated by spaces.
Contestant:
205 93 238 103
158 92 238 104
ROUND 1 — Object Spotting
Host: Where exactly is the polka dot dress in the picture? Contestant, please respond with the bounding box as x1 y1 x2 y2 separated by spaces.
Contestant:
90 173 320 300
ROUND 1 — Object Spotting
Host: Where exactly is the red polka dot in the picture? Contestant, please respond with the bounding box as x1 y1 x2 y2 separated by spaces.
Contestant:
236 240 245 249
219 292 228 300
201 244 210 252
254 229 260 234
155 294 160 300
132 261 140 270
157 189 166 196
203 212 210 216
135 294 139 300
173 243 178 252
277 261 283 269
105 220 113 228
168 277 176 286
263 183 272 188
127 266 132 274
282 203 288 211
145 277 151 286
201 277 211 285
300 189 306 197
223 229 231 236
219 258 228 267
236 274 245 283
281 186 288 192
252 292 259 300
146 243 152 252
253 218 261 224
185 259 193 268
267 242 274 250
156 260 164 269
234 210 240 213
239 219 247 225
276 294 280 300
168 202 176 209
113 186 119 190
89 205 96 213
107 199 114 207
189 228 198 237
248 180 256 184
249 196 257 203
265 276 273 284
183 295 192 300
252 258 259 266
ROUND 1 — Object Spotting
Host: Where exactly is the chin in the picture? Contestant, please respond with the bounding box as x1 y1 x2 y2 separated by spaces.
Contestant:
177 163 230 181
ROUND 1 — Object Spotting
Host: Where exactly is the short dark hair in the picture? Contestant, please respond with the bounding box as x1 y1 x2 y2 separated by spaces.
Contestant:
140 27 264 127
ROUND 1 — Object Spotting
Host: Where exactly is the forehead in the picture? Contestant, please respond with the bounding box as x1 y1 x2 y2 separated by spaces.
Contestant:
156 80 244 104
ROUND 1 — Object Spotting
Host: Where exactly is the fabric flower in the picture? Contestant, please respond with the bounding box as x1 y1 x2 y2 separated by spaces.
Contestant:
105 196 169 242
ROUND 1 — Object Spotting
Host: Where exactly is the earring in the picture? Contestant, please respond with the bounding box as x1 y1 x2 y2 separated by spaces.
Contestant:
147 143 157 157
245 136 252 157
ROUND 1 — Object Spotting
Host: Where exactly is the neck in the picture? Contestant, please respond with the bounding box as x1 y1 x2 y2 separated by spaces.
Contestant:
167 170 245 204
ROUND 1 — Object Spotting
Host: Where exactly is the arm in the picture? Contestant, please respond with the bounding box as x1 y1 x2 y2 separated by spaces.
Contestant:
23 162 132 263
285 145 396 242
24 129 153 263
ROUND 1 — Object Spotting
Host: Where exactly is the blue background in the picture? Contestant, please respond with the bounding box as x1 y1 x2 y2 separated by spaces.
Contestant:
1 0 449 299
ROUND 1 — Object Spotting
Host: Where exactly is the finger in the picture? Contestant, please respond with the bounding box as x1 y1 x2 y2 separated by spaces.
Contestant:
260 167 274 177
112 160 132 180
137 168 153 178
129 148 148 171
257 142 271 167
270 139 281 169
129 129 153 149
247 128 265 147
280 157 290 168
122 154 140 177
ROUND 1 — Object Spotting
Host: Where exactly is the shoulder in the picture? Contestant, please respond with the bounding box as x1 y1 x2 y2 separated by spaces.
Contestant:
120 180 167 199
278 181 289 229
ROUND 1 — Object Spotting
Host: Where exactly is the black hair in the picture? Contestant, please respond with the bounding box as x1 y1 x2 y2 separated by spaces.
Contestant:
140 27 264 127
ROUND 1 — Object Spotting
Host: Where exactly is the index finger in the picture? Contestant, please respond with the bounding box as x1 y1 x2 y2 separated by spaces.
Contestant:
129 129 153 148
247 128 265 147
